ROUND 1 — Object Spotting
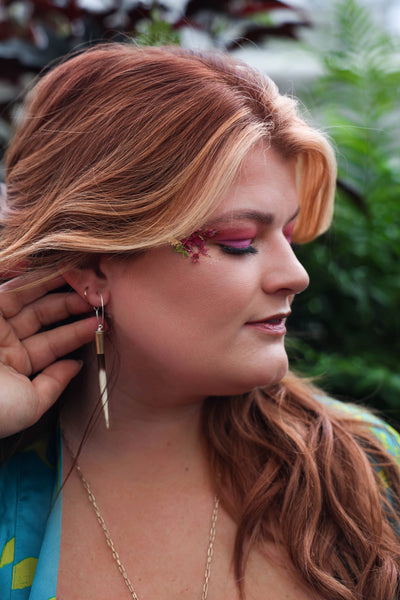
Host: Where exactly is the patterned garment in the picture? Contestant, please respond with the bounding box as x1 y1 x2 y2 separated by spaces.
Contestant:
0 428 60 600
0 401 399 599
319 397 400 503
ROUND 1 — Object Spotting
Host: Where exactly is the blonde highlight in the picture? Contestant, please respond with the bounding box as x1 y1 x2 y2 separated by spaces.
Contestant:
1 44 334 277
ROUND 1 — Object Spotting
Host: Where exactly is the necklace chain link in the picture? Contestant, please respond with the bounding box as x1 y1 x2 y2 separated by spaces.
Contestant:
201 495 219 600
76 463 141 599
68 440 219 600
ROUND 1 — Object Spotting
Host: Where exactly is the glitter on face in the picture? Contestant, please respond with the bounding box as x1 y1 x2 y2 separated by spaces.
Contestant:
171 229 217 263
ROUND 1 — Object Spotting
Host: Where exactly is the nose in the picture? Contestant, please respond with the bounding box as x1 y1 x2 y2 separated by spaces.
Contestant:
261 242 309 296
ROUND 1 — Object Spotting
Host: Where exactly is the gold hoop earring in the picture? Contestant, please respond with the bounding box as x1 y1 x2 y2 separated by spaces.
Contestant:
85 287 109 429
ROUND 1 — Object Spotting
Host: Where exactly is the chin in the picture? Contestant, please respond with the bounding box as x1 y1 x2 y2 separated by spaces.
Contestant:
254 352 289 387
210 355 289 397
252 361 289 390
249 347 289 387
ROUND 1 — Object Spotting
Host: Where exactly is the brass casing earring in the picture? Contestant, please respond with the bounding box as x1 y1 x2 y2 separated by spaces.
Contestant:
85 288 109 429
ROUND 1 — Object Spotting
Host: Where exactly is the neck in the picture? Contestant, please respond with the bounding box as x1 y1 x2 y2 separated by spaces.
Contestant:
61 347 210 490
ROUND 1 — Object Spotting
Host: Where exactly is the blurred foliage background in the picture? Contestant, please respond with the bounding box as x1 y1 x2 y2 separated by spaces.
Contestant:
0 0 399 420
290 0 400 422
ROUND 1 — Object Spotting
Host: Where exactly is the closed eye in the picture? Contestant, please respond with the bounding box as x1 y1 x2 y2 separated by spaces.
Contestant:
218 239 257 255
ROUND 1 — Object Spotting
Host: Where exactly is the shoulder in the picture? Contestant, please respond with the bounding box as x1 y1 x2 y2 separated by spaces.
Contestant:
316 395 400 469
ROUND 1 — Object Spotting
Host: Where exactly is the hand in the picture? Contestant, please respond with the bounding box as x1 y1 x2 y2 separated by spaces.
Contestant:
0 274 97 438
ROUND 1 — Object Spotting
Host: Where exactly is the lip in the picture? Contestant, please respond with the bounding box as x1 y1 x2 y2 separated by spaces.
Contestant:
245 312 291 336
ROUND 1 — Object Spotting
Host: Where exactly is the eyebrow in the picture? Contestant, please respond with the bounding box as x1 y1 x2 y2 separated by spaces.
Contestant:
206 207 300 228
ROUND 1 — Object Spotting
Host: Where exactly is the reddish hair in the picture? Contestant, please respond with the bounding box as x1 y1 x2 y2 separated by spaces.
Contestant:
204 376 400 599
1 44 399 599
1 44 334 275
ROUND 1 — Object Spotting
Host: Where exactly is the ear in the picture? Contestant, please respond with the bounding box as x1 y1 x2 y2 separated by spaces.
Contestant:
63 265 111 307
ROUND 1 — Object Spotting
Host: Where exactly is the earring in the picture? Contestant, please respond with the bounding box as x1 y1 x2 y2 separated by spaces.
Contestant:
84 287 109 429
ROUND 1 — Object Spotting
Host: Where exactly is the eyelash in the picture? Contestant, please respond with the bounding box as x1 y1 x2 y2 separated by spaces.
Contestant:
218 244 258 255
216 226 294 256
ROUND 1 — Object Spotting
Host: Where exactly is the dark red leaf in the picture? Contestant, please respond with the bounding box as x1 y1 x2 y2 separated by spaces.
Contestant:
226 21 310 49
235 1 298 17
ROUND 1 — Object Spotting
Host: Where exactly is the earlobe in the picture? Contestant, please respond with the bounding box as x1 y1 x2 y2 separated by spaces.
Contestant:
62 267 110 307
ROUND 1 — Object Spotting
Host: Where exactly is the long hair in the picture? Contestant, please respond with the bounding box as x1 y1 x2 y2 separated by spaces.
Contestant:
1 44 334 274
1 44 399 599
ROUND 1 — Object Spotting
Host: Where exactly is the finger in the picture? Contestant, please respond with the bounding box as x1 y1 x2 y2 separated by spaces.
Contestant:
0 322 32 376
0 292 90 376
8 292 92 341
0 273 69 319
0 360 83 438
24 316 98 374
31 360 84 422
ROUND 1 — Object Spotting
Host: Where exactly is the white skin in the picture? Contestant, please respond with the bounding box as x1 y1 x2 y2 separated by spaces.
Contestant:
67 145 308 413
0 146 318 599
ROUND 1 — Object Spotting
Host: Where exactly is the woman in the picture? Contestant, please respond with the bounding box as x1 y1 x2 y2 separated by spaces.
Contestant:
0 44 399 600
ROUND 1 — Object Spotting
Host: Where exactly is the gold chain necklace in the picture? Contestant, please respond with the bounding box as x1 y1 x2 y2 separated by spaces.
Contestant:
65 438 219 600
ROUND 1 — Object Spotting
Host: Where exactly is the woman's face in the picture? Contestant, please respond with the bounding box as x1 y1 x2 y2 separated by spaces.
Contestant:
101 146 309 401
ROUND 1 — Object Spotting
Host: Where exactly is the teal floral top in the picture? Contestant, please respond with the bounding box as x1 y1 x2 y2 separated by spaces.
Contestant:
0 429 61 600
0 401 399 599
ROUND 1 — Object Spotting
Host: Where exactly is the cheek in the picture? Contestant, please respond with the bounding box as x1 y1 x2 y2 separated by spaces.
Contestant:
108 269 210 349
108 256 256 347
164 261 257 328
